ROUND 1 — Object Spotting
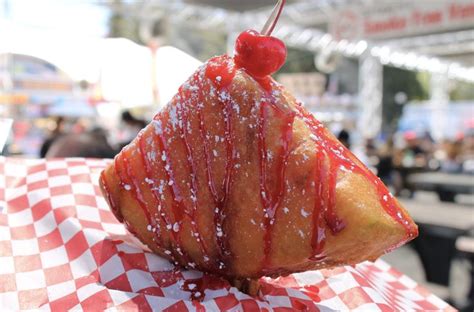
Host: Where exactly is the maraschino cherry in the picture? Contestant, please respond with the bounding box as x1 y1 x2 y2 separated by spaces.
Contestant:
234 0 287 78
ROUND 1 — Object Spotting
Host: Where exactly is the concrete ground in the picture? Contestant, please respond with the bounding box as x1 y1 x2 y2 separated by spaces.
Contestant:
381 191 473 309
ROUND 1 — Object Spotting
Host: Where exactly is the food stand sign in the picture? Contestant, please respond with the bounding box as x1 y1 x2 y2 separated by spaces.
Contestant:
0 54 74 105
330 0 474 40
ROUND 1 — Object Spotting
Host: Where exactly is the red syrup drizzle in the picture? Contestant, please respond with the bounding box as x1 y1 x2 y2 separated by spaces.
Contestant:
191 300 205 312
203 55 237 270
112 151 157 241
194 76 225 264
146 118 201 266
204 54 345 269
182 274 229 303
232 25 345 265
183 278 211 302
286 103 347 240
238 55 415 263
310 149 326 259
293 103 417 245
173 83 217 269
137 132 185 265
256 81 296 268
109 46 415 290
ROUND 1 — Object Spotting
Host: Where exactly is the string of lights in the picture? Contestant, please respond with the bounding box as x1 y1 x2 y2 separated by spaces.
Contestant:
126 1 474 82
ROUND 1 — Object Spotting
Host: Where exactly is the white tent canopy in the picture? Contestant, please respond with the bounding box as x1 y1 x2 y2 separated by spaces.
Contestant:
155 46 201 105
0 21 103 83
1 21 201 108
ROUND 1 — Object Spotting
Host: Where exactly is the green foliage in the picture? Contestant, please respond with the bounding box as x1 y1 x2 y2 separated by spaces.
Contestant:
190 28 227 61
382 66 429 132
107 0 142 43
278 48 317 73
415 71 431 99
450 80 474 101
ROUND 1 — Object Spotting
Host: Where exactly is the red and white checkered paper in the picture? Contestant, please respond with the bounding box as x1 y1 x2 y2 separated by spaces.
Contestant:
0 157 454 311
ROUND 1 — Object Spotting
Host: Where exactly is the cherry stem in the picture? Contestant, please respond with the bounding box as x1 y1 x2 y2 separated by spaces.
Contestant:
260 0 286 36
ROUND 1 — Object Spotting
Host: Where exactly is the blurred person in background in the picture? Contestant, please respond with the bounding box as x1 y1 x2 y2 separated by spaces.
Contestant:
419 130 435 157
460 128 474 173
337 129 351 149
439 139 463 173
400 131 428 168
365 138 379 166
392 131 430 197
376 138 395 185
40 117 66 158
362 138 380 175
118 110 147 150
365 138 377 158
45 127 116 159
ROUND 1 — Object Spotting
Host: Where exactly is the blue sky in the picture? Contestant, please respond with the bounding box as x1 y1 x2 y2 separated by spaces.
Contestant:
2 0 109 37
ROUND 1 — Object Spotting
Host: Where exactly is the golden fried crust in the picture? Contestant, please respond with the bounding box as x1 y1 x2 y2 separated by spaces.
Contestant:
100 65 417 279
